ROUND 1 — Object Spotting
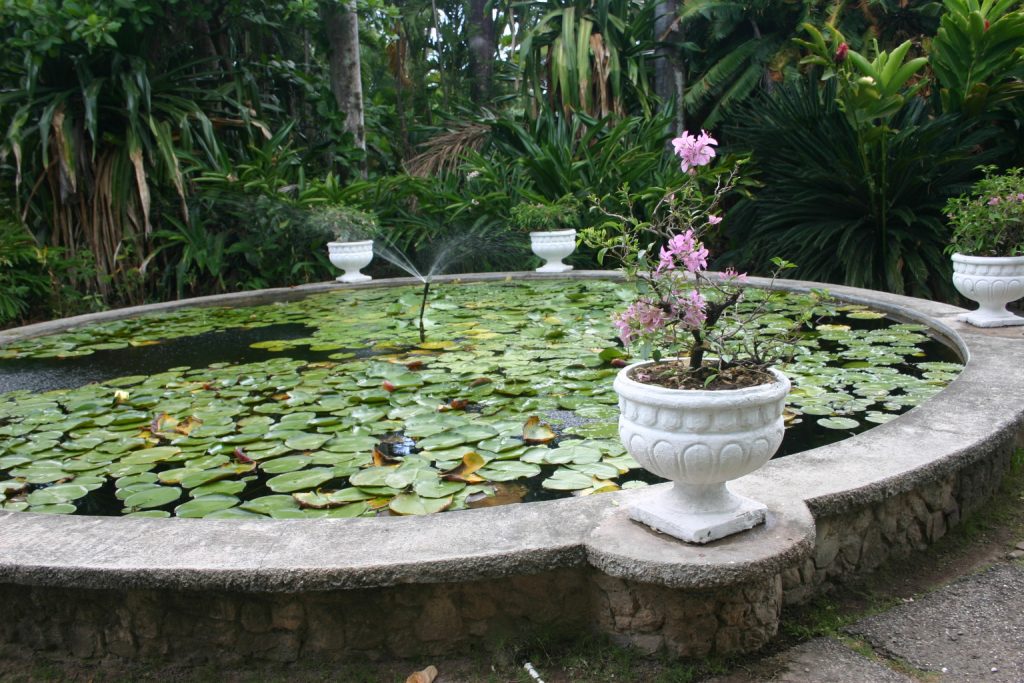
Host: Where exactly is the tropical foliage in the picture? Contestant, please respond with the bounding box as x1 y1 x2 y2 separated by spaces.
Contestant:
0 0 1022 327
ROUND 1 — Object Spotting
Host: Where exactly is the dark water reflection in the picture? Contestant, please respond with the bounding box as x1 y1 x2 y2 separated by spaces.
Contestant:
0 324 317 393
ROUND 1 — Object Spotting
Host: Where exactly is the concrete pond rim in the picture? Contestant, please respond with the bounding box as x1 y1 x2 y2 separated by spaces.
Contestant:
0 270 1022 660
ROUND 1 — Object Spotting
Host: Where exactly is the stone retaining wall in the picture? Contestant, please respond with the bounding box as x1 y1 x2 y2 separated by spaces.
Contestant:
0 566 792 664
783 432 1019 605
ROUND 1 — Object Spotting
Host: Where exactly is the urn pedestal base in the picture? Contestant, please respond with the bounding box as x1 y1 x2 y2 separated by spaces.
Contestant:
956 310 1024 327
336 272 372 284
535 263 574 274
629 482 766 544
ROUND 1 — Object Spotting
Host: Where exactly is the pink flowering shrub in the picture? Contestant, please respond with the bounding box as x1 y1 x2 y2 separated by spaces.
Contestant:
589 130 800 375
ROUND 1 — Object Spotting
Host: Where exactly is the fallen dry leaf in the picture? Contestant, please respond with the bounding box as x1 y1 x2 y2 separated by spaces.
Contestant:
405 665 438 683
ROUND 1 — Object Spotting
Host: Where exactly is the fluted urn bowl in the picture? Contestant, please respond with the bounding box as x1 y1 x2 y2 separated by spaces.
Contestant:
614 362 790 544
951 253 1024 327
327 240 374 283
529 229 576 273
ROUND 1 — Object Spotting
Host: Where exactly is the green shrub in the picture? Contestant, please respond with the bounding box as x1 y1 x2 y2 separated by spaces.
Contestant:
945 166 1024 256
724 77 1000 298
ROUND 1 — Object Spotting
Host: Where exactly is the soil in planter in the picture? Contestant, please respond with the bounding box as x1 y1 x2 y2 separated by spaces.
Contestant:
628 360 775 391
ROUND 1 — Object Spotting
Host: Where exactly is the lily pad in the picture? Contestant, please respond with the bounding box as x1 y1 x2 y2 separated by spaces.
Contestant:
174 494 240 518
389 493 453 515
124 486 183 510
266 468 337 493
817 417 860 430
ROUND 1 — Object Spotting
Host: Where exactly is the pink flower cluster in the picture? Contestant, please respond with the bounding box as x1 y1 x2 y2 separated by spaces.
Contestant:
613 299 666 345
987 193 1024 205
657 229 709 274
671 130 717 174
676 289 707 329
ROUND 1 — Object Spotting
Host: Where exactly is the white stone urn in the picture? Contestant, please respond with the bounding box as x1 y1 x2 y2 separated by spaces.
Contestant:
529 229 577 273
327 240 374 283
614 362 790 544
951 253 1024 327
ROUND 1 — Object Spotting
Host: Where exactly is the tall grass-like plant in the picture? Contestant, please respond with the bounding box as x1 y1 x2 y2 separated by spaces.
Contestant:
0 8 246 304
518 0 656 118
724 77 998 298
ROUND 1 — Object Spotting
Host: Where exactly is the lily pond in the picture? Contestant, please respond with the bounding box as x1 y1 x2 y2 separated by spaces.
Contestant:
0 279 961 519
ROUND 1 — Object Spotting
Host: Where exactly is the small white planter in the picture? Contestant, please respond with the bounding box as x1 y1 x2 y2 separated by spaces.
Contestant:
614 362 790 544
327 240 374 283
529 229 577 273
951 253 1024 327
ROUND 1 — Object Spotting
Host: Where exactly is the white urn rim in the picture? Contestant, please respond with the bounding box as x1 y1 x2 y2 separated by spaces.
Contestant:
528 229 577 239
327 239 374 250
951 252 1024 265
613 360 790 408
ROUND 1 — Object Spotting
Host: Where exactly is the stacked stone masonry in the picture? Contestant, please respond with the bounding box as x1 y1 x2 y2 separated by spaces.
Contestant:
0 568 784 663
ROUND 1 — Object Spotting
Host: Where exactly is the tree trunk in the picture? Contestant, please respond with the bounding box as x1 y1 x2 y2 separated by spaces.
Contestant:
323 0 366 161
654 0 685 132
467 0 495 103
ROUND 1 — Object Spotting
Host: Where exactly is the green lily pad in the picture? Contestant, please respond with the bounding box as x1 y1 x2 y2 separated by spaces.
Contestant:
389 493 453 515
477 461 542 482
817 417 860 430
124 486 183 510
174 494 240 518
119 447 182 465
266 468 336 493
541 469 594 491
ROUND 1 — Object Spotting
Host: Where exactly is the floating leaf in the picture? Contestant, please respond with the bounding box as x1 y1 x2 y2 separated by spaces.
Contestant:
119 446 182 465
240 495 299 515
284 433 331 451
477 461 542 482
522 416 556 445
541 469 594 491
413 479 466 498
442 452 486 483
266 468 336 493
293 488 372 509
389 493 453 515
175 494 239 518
124 486 182 510
817 417 860 430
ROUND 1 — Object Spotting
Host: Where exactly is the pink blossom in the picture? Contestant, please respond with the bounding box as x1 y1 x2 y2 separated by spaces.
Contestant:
707 215 723 225
988 196 1001 206
613 299 666 345
657 230 707 274
681 245 709 272
720 267 748 283
673 290 707 329
671 130 718 174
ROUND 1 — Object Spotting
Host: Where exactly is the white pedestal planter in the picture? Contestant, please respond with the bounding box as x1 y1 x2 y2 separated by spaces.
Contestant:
951 253 1024 327
614 363 790 544
530 229 576 273
328 240 374 283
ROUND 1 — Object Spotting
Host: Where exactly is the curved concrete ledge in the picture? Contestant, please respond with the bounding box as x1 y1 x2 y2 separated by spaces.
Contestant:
1 272 1022 662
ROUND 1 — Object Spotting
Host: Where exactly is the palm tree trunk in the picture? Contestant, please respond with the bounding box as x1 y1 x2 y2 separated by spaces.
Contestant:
323 0 366 166
467 0 495 103
654 0 684 131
